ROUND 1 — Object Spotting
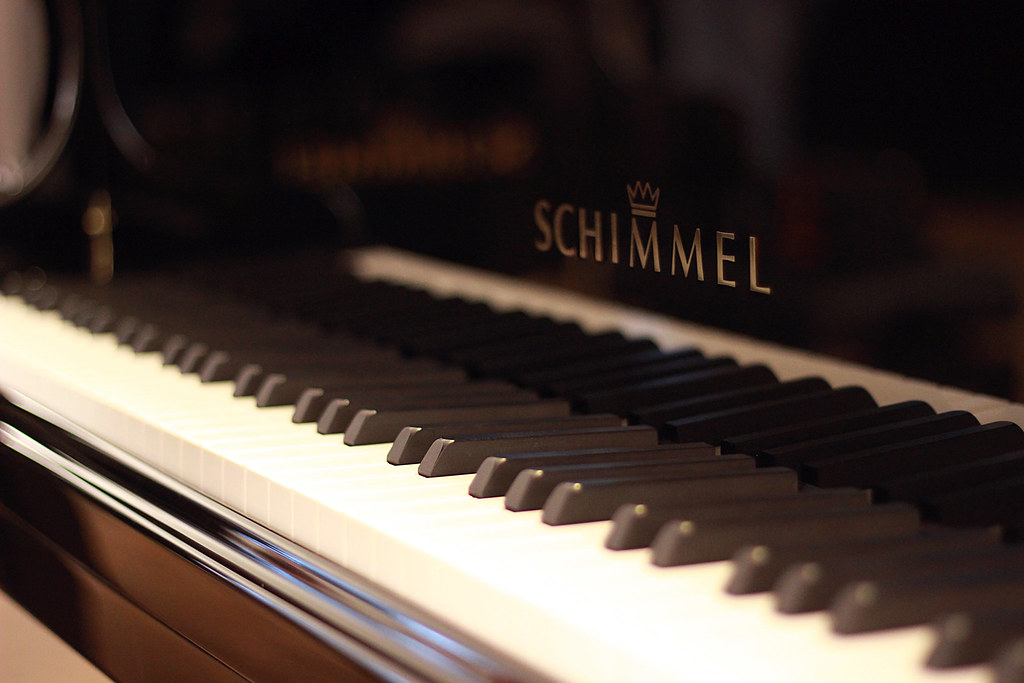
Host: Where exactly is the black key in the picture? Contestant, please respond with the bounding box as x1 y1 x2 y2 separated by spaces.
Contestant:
380 300 535 341
243 343 360 373
540 467 798 525
801 421 1024 488
114 315 142 345
25 283 59 309
928 608 1024 668
720 400 935 455
502 455 754 511
55 291 84 321
251 349 406 379
192 346 244 378
628 377 831 432
759 411 979 469
157 315 322 370
86 304 118 334
923 474 1024 525
468 443 717 497
65 297 93 327
11 276 48 303
519 347 699 393
726 526 1001 596
606 488 870 550
255 363 466 407
73 301 130 335
874 450 1024 504
577 364 778 415
346 393 577 446
336 290 466 337
831 562 1024 634
235 362 301 395
293 387 339 423
366 299 498 343
446 323 587 370
213 335 389 371
2 271 26 294
131 323 165 353
507 337 660 384
72 297 112 328
369 299 495 342
294 379 478 424
184 342 227 374
669 387 877 445
1 269 40 295
402 313 562 357
160 333 193 366
651 503 920 566
235 350 415 397
418 425 659 477
317 385 539 434
62 295 98 326
386 410 617 464
781 545 1024 618
77 303 111 332
352 409 607 450
475 332 639 378
555 354 733 400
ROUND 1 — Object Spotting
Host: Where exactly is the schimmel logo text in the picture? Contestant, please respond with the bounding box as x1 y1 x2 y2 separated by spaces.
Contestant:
533 181 772 294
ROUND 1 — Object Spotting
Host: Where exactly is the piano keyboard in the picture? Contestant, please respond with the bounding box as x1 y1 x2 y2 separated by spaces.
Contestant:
3 246 1024 682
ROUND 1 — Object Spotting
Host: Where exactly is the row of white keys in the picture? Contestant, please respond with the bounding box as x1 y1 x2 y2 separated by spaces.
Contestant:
0 291 996 682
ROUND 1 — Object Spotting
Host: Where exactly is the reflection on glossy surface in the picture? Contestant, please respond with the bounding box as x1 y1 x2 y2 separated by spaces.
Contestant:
0 0 80 207
0 0 49 196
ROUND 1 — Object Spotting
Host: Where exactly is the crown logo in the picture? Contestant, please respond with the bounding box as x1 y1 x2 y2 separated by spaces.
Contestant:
627 181 660 218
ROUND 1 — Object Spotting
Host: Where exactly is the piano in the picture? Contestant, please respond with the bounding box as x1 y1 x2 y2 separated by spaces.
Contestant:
4 2 1024 681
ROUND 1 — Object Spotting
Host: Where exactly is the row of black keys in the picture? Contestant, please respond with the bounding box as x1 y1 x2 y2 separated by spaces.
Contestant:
25 269 1024 527
10 267 1024 676
44 266 1024 523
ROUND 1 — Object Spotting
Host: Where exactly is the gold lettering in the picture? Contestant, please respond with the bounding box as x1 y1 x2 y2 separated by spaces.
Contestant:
630 218 661 272
610 212 620 264
533 200 553 251
716 231 736 287
749 236 772 294
670 226 704 280
554 203 576 257
578 208 603 261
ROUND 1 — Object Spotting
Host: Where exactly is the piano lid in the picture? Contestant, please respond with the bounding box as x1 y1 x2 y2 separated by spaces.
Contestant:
1 0 1022 399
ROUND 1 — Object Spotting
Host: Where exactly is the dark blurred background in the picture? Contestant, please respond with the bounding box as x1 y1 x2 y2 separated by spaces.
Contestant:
1 0 1022 397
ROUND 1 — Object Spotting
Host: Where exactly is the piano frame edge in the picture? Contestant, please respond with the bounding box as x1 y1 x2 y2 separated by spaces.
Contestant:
0 390 549 683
